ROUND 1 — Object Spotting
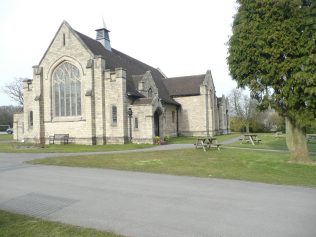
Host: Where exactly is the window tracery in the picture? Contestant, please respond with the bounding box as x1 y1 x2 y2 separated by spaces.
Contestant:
52 62 81 117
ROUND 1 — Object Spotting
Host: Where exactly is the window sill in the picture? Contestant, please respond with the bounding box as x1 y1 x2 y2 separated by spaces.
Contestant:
52 116 85 122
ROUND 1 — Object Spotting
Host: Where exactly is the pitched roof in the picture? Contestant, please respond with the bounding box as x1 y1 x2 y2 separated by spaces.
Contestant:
132 98 153 105
131 75 144 89
163 75 206 97
74 31 179 105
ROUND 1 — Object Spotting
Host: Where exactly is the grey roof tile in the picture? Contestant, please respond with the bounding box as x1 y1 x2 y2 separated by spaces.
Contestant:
163 75 205 97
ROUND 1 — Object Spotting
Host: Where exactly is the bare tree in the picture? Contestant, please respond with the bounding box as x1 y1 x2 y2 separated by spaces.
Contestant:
229 88 257 133
2 78 25 106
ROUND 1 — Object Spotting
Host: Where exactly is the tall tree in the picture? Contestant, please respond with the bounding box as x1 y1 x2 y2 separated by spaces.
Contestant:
2 78 25 106
228 0 316 162
229 88 257 133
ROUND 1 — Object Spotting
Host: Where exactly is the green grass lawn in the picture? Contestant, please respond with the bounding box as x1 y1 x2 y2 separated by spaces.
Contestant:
0 140 154 153
0 134 13 141
29 148 316 187
0 210 123 237
229 133 316 152
0 133 239 153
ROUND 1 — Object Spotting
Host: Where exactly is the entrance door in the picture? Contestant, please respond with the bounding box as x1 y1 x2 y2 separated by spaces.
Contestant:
154 110 160 136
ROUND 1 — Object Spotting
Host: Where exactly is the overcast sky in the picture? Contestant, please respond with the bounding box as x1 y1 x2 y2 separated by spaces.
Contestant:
0 0 238 106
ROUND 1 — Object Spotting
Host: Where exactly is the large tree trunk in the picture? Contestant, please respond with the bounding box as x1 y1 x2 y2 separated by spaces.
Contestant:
285 117 311 163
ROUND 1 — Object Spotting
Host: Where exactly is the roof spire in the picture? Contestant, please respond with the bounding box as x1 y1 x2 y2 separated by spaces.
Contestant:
96 18 111 51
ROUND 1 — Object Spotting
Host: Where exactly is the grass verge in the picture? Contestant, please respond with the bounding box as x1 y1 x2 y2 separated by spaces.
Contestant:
0 210 123 237
0 142 154 153
0 133 238 153
29 148 316 187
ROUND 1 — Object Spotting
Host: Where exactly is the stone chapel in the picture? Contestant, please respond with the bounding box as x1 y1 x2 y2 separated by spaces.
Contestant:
14 21 230 144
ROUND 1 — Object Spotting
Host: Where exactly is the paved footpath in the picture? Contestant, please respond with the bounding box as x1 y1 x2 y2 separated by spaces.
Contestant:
0 146 316 237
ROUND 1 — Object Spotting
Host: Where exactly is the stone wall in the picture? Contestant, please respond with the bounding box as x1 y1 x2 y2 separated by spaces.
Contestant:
162 104 178 137
104 68 128 144
174 95 207 136
36 22 94 144
130 104 154 144
217 96 230 134
13 113 24 141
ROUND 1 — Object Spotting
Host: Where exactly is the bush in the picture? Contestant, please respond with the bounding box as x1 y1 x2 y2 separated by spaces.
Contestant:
164 136 170 142
154 136 160 145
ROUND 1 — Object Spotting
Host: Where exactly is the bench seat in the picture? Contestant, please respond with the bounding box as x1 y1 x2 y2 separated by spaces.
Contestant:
49 134 69 144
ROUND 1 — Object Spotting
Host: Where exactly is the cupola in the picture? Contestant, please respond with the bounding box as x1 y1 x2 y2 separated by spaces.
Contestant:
95 19 111 51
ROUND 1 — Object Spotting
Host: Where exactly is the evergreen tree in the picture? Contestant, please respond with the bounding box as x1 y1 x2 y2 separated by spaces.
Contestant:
228 0 316 162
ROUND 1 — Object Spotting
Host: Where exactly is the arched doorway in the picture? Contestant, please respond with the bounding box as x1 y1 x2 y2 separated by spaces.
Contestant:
154 110 160 136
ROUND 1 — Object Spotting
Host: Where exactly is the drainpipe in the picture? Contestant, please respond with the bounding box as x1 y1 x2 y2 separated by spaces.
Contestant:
226 109 229 134
176 106 179 137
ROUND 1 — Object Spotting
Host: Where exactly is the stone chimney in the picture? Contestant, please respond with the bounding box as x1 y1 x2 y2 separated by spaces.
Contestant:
96 19 111 51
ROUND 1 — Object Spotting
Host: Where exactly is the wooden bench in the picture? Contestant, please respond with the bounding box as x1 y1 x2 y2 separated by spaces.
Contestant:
49 134 69 144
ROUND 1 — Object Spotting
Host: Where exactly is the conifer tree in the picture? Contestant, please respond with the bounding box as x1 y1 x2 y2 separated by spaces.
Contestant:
228 0 316 162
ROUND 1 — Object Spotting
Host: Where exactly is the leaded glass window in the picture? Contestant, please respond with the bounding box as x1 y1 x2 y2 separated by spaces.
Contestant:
52 62 81 117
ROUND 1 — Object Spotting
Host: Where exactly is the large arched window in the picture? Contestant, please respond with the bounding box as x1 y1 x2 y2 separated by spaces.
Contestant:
52 62 81 117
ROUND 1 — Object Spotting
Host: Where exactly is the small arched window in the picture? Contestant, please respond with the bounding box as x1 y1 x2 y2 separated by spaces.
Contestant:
148 88 153 97
134 117 138 129
29 111 33 128
62 33 66 46
52 62 81 117
112 105 117 125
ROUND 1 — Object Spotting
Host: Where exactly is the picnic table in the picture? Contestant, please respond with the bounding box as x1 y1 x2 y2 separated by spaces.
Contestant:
307 134 316 143
274 131 283 138
195 137 222 151
240 134 261 145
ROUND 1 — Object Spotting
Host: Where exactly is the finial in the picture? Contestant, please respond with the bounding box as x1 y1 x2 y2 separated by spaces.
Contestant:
102 17 107 29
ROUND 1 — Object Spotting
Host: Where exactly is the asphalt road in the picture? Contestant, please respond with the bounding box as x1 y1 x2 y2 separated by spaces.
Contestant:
0 152 316 237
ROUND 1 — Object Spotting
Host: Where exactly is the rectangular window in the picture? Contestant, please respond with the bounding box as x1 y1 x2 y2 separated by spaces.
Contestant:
134 117 138 129
138 81 144 91
172 111 175 123
112 106 117 125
